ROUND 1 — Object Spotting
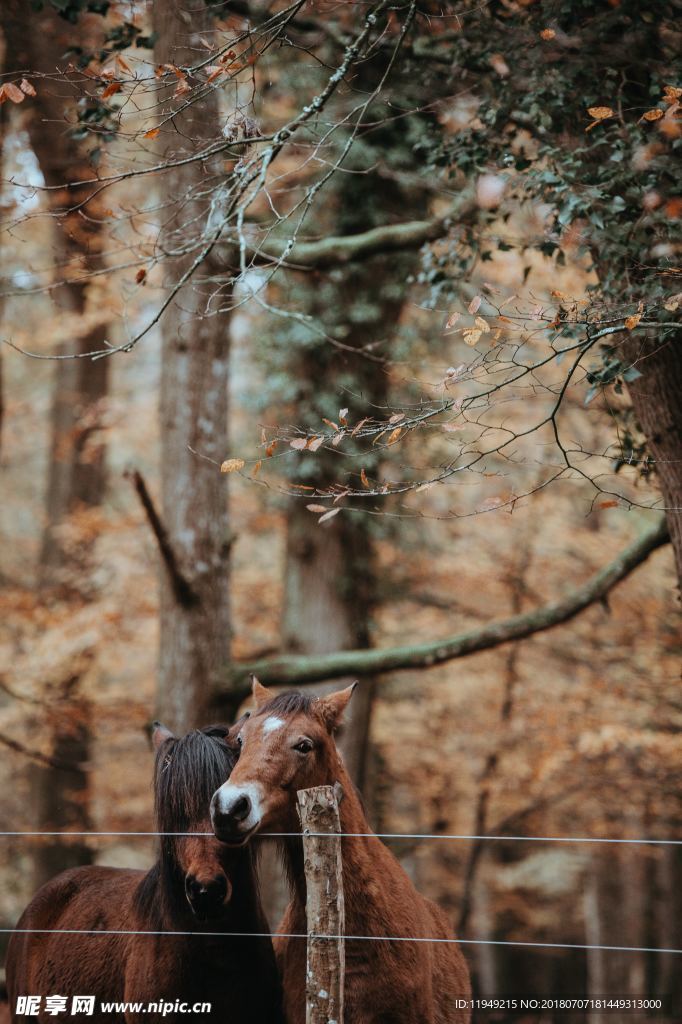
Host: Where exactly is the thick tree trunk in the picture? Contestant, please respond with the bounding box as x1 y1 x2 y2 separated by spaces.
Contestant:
624 331 682 596
1 4 109 885
2 4 110 592
153 1 231 732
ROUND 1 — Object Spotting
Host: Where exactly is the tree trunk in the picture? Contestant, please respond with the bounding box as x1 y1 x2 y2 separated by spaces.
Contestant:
153 1 231 732
1 4 110 886
624 330 682 597
2 4 111 593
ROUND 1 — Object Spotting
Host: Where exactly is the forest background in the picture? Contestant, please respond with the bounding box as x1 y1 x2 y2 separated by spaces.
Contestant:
0 1 680 1020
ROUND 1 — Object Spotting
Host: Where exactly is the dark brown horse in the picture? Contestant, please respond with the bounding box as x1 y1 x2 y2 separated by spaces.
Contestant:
6 724 282 1023
211 680 471 1024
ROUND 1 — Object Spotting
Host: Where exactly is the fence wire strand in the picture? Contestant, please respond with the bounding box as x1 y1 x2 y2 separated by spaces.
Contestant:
1 927 681 956
1 830 680 845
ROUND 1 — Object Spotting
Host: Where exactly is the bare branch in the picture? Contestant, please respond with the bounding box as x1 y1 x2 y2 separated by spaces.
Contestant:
223 517 669 693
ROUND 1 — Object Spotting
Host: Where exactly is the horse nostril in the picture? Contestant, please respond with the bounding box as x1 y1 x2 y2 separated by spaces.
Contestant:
185 874 229 915
231 795 251 822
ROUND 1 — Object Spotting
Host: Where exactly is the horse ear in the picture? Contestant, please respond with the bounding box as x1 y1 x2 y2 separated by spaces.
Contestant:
251 675 270 709
317 683 357 731
151 721 174 750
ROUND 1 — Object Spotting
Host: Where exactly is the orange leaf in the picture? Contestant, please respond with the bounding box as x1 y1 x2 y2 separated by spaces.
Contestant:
386 426 402 445
252 460 262 477
220 458 245 473
19 79 36 97
587 106 614 120
468 295 482 314
102 81 123 99
0 82 25 104
540 28 556 40
360 468 370 488
144 127 160 139
640 108 664 122
597 500 619 509
624 313 641 330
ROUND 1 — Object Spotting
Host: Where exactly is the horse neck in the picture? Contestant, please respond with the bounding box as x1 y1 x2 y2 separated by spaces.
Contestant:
283 754 387 930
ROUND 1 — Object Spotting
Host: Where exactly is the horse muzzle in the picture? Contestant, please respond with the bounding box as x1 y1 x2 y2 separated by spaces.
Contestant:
210 782 262 844
185 873 230 920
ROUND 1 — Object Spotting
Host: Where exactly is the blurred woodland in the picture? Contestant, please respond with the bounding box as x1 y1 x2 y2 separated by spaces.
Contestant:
0 0 681 1020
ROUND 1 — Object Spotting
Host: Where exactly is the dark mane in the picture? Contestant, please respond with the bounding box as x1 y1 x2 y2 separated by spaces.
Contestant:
154 724 236 833
135 725 236 923
255 691 317 718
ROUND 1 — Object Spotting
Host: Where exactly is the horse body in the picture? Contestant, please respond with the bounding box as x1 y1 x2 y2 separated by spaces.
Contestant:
212 683 471 1024
6 727 282 1024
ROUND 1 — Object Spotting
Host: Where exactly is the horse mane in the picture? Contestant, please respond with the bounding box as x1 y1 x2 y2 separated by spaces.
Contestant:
135 725 236 923
255 691 317 718
153 724 236 834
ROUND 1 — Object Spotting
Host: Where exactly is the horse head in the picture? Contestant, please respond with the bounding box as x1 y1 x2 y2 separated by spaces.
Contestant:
210 678 356 845
152 721 244 920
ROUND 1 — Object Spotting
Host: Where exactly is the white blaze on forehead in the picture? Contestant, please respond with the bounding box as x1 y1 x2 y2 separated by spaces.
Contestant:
262 716 285 734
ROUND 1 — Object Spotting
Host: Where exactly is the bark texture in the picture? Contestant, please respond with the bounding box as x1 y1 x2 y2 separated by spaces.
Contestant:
624 330 682 596
153 1 231 732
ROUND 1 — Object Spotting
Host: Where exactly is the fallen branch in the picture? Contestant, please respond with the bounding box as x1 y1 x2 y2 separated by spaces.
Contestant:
126 469 198 609
222 517 669 695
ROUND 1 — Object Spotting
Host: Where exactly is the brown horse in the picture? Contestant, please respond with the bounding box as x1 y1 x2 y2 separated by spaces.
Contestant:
6 724 283 1023
211 680 471 1024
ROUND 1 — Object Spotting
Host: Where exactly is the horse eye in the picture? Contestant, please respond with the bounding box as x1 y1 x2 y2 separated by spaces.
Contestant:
293 739 313 754
237 735 243 747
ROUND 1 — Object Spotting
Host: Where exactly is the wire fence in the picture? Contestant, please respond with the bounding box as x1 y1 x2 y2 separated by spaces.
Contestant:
1 829 681 845
2 827 681 956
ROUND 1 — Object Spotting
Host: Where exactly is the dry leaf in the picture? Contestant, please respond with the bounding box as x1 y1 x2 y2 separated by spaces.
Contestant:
318 508 341 524
116 54 132 73
463 328 482 346
331 432 344 447
597 500 619 509
445 311 461 330
174 79 191 99
640 108 664 122
19 79 36 97
289 438 307 450
415 481 435 493
265 441 277 457
540 28 556 40
388 412 405 424
386 427 402 445
351 417 369 436
306 504 328 513
307 436 325 452
101 81 123 99
220 458 245 473
488 53 510 77
135 268 147 284
206 66 224 83
587 106 615 120
624 313 642 330
144 127 160 139
322 417 339 431
663 293 681 311
468 295 482 314
473 315 490 333
0 82 26 104
360 468 370 488
251 460 262 477
339 408 349 425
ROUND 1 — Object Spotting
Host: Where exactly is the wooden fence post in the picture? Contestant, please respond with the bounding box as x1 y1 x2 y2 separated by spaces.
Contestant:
297 784 345 1024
